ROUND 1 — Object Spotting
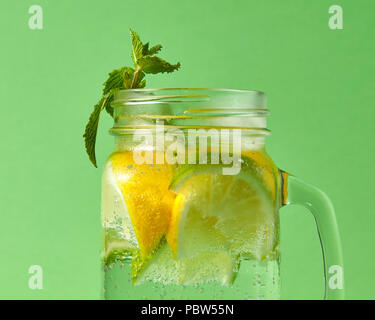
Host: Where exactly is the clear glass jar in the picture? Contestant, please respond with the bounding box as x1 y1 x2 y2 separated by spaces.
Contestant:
101 88 344 300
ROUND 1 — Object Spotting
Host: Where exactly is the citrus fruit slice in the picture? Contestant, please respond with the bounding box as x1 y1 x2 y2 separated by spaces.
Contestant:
103 228 136 267
166 154 277 261
109 151 176 257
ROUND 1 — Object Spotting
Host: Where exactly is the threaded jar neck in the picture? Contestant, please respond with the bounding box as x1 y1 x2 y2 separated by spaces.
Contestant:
109 88 270 137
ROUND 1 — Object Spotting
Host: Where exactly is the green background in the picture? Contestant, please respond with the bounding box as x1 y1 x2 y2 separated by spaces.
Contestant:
1 0 373 299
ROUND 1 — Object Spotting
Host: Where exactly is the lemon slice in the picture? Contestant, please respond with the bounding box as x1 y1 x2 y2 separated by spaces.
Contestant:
109 151 176 257
166 155 277 261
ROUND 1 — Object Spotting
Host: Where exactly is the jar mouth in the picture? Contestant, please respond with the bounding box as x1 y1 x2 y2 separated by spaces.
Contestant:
113 87 266 94
111 88 270 135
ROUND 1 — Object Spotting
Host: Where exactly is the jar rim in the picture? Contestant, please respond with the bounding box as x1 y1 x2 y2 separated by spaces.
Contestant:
113 87 266 94
111 88 269 134
112 88 267 106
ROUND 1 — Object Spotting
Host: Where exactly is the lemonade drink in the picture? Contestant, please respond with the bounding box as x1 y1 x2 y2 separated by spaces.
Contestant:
101 136 281 299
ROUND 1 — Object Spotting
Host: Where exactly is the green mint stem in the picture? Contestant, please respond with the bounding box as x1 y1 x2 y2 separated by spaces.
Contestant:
131 68 140 88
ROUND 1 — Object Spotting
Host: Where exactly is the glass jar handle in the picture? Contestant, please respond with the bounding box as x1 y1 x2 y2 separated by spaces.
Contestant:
281 172 344 299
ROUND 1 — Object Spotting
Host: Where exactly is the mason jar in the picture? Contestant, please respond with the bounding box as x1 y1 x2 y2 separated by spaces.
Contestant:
101 88 344 300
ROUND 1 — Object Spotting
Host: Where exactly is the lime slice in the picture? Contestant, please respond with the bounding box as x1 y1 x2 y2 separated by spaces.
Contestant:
166 156 277 261
103 228 136 267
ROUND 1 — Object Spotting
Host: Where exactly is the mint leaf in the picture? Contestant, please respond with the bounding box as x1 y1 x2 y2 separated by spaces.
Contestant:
130 29 144 64
84 29 181 167
138 79 146 88
136 71 145 84
142 42 149 55
83 92 114 167
103 68 125 95
129 29 179 85
123 69 132 88
147 44 162 55
138 56 180 74
102 68 126 115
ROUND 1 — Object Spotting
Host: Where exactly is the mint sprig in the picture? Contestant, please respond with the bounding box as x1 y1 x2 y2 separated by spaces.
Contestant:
83 29 180 167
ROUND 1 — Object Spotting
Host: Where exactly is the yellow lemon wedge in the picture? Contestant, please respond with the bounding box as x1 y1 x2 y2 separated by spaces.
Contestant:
110 151 176 257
